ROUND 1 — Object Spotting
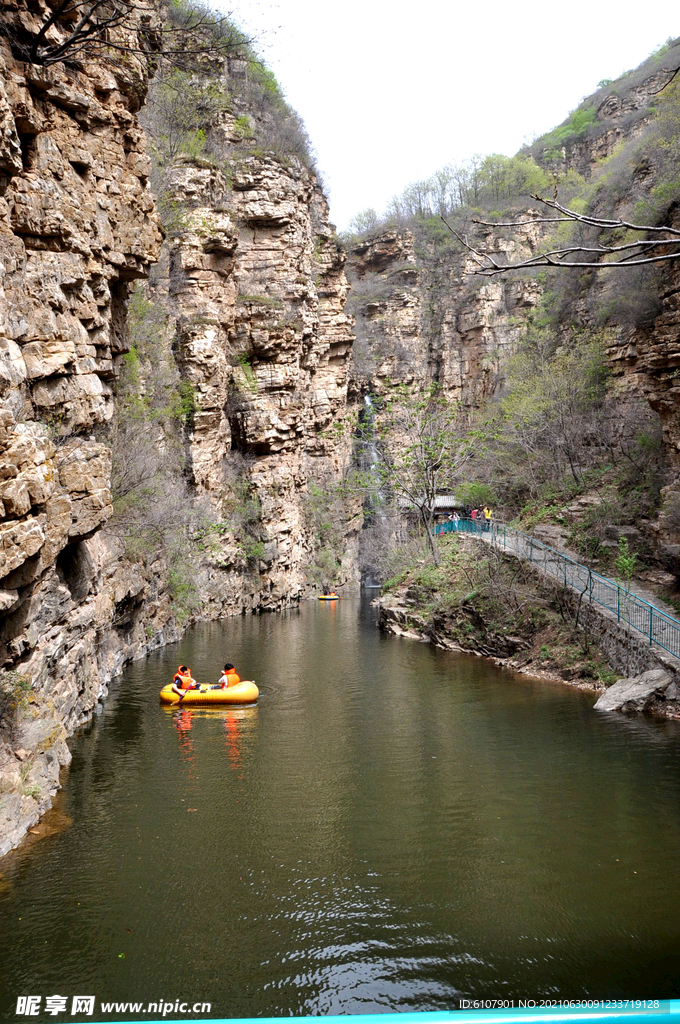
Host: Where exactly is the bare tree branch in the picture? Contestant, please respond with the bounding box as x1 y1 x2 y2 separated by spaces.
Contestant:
525 195 680 236
442 194 680 277
1 0 253 71
652 65 680 94
471 215 569 228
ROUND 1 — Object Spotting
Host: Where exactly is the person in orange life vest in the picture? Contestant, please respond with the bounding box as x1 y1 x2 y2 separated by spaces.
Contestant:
219 663 241 689
171 665 196 698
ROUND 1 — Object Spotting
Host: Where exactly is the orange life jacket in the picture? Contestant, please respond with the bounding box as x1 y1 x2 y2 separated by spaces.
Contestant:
174 667 194 689
222 671 240 688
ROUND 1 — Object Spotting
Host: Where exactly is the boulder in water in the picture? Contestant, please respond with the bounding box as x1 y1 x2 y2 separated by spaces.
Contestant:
594 669 679 713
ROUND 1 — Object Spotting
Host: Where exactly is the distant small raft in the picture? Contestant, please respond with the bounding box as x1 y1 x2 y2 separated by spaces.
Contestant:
318 595 339 601
159 681 259 705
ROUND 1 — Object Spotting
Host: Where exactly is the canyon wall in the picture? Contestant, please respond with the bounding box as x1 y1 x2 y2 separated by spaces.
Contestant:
346 47 680 583
0 24 355 856
0 14 168 853
347 224 541 410
2 14 678 856
158 143 355 616
531 65 672 178
347 45 680 411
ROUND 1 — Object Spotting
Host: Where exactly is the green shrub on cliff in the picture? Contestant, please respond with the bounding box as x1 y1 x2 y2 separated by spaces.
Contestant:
302 478 361 588
109 286 208 619
144 70 230 165
167 553 200 624
540 106 598 161
614 537 638 584
0 670 31 737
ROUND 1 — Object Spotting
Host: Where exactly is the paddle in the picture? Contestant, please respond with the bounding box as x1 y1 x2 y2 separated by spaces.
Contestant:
171 680 201 704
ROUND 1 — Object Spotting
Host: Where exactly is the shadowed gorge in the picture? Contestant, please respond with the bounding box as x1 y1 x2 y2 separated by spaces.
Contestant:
2 2 680 882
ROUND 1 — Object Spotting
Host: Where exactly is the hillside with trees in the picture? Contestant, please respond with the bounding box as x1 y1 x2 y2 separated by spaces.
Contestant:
346 37 680 678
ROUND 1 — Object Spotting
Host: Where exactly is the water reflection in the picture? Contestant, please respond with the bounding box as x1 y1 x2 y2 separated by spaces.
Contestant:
1 598 680 1017
172 708 195 774
163 703 259 777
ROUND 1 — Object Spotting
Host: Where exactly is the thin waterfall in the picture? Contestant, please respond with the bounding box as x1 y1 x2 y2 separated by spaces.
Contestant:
357 393 387 587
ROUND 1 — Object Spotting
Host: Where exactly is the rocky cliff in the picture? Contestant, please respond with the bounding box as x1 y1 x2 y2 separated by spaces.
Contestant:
347 41 680 583
0 6 171 853
2 14 678 856
348 224 541 411
348 39 680 396
158 143 355 614
0 19 355 856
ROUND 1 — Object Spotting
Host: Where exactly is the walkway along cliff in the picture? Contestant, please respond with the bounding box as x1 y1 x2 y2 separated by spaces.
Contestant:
378 521 680 719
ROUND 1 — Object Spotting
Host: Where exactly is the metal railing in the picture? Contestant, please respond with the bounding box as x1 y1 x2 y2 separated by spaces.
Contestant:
433 518 680 661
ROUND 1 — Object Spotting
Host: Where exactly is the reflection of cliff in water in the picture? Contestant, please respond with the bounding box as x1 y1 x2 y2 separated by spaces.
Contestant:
67 676 150 820
0 790 73 888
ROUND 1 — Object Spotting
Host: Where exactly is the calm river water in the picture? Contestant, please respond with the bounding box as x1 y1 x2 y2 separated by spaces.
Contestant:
2 597 680 1017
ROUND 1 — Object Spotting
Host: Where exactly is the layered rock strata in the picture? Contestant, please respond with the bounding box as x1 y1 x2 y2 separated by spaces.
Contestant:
0 14 169 855
537 65 672 179
164 151 355 612
347 225 541 410
348 59 680 580
597 253 680 575
0 31 356 855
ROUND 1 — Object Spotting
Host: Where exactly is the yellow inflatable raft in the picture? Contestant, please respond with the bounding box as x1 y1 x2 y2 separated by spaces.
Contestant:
159 681 259 705
318 594 339 601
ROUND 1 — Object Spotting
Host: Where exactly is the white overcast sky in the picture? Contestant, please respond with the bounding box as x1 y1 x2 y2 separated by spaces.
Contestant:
223 0 680 229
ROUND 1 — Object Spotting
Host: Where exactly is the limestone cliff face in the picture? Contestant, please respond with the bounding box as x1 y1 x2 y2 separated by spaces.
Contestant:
530 59 676 178
147 105 355 612
0 24 355 855
0 11 169 854
347 224 541 411
604 248 680 560
165 153 354 610
345 41 680 422
347 59 680 591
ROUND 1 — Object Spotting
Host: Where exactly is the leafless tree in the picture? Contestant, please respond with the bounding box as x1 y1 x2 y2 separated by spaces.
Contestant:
442 195 680 276
2 0 250 72
370 384 475 565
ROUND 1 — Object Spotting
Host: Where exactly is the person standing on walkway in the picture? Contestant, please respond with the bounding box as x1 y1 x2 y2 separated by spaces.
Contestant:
483 506 492 532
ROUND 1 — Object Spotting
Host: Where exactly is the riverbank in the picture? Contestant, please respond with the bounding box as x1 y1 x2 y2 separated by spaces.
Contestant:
378 535 615 683
376 535 680 718
377 590 606 691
